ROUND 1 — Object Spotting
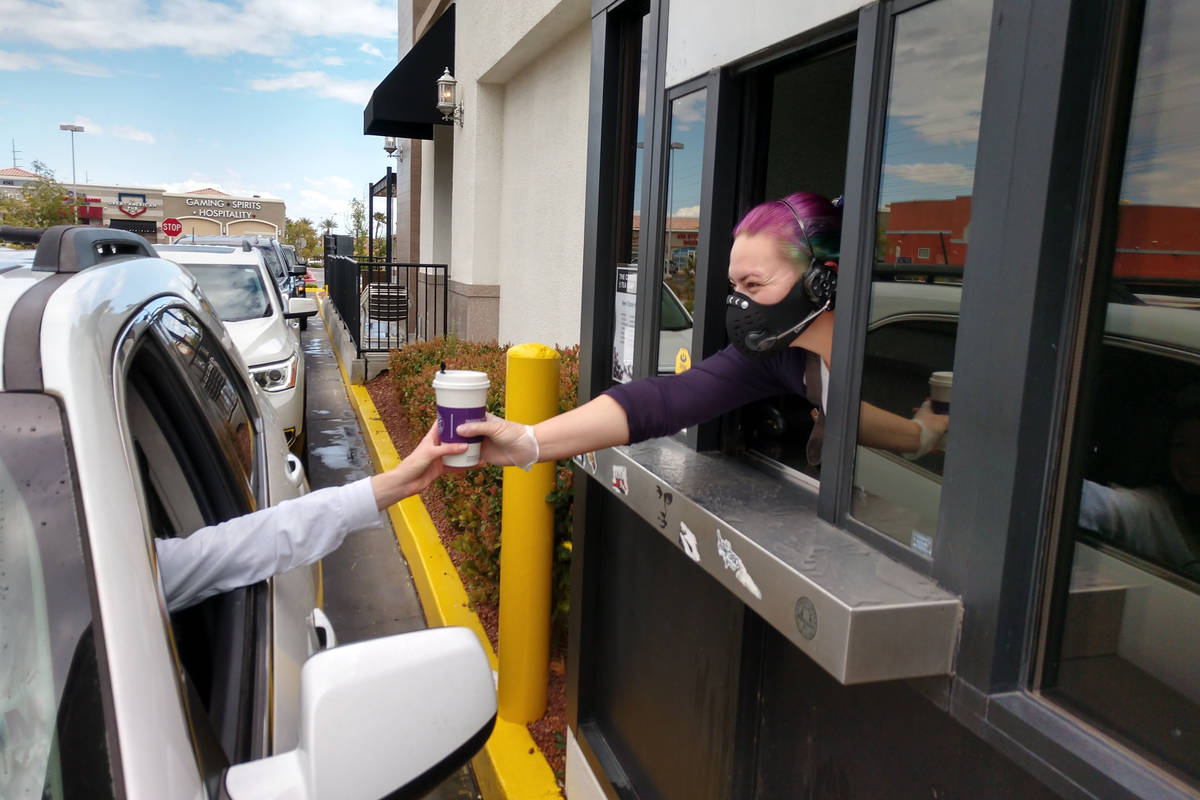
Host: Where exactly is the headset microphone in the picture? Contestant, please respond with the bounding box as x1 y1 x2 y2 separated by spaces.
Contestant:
744 301 830 352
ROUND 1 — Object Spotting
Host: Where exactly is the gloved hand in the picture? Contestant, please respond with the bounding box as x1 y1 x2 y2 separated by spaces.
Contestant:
455 412 540 471
903 399 949 460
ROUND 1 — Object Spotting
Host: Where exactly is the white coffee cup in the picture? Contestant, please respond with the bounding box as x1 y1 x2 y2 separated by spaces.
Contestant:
432 369 490 466
929 371 952 414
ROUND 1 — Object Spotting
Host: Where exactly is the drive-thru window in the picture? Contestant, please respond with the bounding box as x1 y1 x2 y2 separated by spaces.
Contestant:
567 1 1200 798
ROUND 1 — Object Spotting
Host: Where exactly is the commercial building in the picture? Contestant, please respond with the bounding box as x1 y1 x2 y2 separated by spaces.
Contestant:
369 1 1200 798
0 170 284 241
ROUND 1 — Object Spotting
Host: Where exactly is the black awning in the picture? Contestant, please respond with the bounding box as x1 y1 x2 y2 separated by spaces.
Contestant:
363 5 454 140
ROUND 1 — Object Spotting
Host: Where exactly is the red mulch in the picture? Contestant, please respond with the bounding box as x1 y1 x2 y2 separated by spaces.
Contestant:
365 370 568 783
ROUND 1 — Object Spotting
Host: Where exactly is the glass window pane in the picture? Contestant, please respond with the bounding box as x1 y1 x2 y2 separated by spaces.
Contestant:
612 9 651 384
850 0 993 552
1045 1 1200 785
658 91 704 375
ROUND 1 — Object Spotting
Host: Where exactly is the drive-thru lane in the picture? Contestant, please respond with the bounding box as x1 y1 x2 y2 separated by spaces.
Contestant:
300 307 481 799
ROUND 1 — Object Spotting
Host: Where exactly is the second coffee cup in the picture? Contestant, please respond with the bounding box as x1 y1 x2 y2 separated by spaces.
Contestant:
432 369 490 466
929 371 952 414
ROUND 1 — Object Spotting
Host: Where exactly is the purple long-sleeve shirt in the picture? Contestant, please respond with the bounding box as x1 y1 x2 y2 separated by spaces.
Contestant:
604 344 811 443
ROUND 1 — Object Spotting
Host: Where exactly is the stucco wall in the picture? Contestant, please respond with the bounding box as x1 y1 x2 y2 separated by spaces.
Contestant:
446 0 590 346
494 19 590 348
664 0 864 87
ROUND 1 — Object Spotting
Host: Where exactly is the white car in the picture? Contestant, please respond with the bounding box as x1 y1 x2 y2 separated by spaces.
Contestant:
0 224 496 799
155 244 316 454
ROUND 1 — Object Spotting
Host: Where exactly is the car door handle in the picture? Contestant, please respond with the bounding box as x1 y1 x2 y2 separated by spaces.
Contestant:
285 453 306 487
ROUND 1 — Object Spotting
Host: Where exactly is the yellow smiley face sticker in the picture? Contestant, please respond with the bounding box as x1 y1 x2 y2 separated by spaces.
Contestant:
675 348 691 374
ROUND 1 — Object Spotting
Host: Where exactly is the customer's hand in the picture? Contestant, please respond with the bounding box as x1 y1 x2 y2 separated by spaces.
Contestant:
456 412 540 470
371 423 467 509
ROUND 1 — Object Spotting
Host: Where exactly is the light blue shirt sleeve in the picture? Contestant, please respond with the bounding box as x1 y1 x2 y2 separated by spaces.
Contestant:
156 477 382 612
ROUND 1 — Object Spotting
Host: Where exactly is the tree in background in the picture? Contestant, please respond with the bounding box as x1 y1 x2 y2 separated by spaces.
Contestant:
0 161 77 229
284 217 320 260
348 198 367 257
320 217 337 235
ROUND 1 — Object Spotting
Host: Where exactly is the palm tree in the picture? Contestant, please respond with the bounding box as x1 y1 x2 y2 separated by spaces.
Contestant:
372 211 387 239
320 217 337 235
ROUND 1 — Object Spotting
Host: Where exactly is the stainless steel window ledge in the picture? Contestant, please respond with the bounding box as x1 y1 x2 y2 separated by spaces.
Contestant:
580 438 962 683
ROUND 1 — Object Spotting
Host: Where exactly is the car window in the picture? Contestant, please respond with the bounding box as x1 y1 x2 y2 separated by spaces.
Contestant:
123 306 270 768
257 245 286 283
182 263 272 322
0 393 116 800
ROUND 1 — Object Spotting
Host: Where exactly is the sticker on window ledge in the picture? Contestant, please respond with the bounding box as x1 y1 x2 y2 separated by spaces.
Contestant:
679 521 701 563
910 530 933 557
573 451 598 473
611 464 628 495
795 596 818 640
716 530 762 599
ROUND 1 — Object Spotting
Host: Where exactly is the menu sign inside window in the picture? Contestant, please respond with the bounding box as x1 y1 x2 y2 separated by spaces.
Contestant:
613 264 638 383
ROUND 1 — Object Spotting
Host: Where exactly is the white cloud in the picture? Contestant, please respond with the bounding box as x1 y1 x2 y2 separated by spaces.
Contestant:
111 124 156 144
248 71 375 105
359 43 384 58
160 177 281 200
321 55 344 66
0 0 396 59
290 175 357 222
0 49 111 76
884 162 976 188
673 205 701 218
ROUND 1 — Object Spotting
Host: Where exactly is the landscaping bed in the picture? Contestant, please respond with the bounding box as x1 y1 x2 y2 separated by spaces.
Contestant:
364 340 576 782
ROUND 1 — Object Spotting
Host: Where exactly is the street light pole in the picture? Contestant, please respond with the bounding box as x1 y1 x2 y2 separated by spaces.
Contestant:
58 123 85 223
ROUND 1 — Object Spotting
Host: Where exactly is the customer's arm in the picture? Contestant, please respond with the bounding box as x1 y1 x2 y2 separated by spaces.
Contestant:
157 424 465 612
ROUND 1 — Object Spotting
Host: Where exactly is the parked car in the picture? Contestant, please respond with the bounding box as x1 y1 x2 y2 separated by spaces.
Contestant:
659 281 694 374
0 224 496 799
176 233 307 305
155 244 315 454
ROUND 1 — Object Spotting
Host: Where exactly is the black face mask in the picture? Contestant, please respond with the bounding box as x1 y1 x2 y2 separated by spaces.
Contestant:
725 276 832 359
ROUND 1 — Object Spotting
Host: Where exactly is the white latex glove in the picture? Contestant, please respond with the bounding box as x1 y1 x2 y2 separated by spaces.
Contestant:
903 399 949 460
455 412 540 470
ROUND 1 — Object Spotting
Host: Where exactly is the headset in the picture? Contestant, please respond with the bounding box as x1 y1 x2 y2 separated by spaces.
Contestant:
778 198 838 307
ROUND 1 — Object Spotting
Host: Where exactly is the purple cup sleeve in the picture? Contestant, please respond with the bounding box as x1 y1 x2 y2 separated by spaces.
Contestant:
931 400 950 415
437 405 486 443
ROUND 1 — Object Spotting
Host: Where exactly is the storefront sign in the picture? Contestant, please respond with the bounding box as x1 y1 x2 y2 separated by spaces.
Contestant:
116 192 151 217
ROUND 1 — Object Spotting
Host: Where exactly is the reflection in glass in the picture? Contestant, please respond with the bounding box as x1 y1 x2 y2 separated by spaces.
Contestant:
658 91 704 374
1046 1 1200 785
850 0 991 550
184 263 272 322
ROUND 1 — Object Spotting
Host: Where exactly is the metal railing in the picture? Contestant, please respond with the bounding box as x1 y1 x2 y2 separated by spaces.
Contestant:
325 254 449 356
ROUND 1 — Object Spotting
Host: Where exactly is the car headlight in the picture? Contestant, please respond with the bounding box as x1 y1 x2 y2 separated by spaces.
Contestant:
250 354 298 392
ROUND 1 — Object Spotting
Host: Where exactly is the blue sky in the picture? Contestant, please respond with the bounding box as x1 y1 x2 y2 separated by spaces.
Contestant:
0 0 405 227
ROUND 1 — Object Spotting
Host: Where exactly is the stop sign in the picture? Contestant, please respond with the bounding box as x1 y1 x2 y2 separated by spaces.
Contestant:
162 218 183 237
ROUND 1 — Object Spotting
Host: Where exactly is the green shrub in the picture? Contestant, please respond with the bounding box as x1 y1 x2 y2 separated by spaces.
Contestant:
388 339 579 635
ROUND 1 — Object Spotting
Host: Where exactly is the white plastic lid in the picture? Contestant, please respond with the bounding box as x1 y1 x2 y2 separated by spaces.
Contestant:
432 369 490 390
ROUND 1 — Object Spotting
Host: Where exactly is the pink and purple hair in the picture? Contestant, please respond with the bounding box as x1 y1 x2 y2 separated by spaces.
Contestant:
732 192 842 273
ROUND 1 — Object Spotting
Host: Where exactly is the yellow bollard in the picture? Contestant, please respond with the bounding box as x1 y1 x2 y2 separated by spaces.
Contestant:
497 343 561 723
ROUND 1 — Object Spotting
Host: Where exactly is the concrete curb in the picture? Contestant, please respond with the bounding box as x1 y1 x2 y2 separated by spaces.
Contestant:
316 294 563 800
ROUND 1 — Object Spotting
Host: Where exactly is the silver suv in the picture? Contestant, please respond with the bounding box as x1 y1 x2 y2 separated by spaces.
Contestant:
0 225 495 799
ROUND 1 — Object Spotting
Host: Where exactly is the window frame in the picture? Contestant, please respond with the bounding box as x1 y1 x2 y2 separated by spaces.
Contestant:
115 297 273 772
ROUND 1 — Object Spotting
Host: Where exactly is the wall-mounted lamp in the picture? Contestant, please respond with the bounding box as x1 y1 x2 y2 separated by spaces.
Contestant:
383 136 405 164
436 67 464 126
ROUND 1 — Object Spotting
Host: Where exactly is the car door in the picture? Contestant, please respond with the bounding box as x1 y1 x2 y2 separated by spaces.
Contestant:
119 300 321 760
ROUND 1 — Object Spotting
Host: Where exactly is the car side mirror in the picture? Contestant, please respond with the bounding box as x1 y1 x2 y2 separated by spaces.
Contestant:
285 297 318 319
223 627 496 800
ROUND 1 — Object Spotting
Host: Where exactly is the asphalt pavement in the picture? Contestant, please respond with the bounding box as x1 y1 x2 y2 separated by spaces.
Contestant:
301 307 481 799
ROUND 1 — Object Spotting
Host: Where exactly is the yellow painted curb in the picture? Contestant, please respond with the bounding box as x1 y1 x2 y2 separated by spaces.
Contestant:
317 299 562 799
